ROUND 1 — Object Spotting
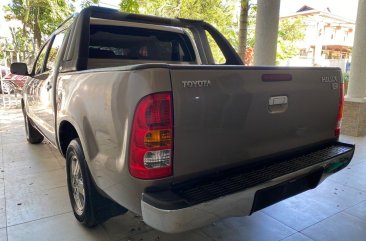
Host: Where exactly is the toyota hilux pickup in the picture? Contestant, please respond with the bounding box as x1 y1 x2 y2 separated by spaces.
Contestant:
11 6 354 233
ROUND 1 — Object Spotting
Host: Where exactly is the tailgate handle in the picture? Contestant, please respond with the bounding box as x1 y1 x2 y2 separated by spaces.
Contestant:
269 96 288 106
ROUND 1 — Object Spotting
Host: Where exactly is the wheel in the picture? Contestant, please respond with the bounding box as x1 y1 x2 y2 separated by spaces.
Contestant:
66 138 98 227
23 110 44 144
66 138 128 227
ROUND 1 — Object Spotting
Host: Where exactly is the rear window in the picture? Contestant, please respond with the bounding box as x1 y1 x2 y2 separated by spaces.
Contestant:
89 25 196 62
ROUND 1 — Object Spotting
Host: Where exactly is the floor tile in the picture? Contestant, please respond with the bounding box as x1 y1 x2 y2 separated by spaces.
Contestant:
128 229 211 241
335 159 366 175
328 162 366 192
302 212 366 241
0 211 6 229
0 178 5 198
0 228 7 241
0 133 27 146
7 213 111 241
1 110 366 241
281 232 314 241
4 169 66 197
2 143 55 162
102 212 152 241
201 212 296 241
0 198 6 229
6 186 71 226
4 154 62 177
263 179 366 231
54 154 66 168
344 200 366 221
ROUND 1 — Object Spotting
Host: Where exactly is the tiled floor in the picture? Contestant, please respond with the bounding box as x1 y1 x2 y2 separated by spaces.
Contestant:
1 108 366 241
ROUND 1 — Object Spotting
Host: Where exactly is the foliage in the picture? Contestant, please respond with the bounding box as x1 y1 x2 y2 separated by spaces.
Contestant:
119 0 238 63
0 41 13 64
343 72 350 83
2 0 306 66
80 0 100 9
9 27 33 53
237 0 250 61
3 0 74 51
243 6 305 64
276 17 305 62
245 4 257 49
120 0 139 13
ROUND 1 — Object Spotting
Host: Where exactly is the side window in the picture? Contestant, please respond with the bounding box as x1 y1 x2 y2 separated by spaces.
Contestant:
46 32 65 71
34 42 50 75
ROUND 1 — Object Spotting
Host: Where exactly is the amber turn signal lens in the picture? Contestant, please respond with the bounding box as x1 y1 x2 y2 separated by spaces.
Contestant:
144 129 172 148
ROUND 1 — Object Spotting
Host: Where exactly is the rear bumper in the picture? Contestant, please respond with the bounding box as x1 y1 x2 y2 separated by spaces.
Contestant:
141 142 354 233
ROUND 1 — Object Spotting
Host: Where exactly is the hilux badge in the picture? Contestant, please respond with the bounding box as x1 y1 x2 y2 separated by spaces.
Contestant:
321 76 337 83
182 80 211 88
321 76 339 90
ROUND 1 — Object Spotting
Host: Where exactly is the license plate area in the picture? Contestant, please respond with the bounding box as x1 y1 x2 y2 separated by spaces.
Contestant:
250 168 323 214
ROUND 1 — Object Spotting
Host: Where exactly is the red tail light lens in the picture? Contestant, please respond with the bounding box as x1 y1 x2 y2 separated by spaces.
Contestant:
335 83 344 137
129 93 173 179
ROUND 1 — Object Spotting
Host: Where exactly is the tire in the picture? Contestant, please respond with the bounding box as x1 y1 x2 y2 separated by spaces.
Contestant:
23 111 44 144
66 138 128 227
66 138 98 227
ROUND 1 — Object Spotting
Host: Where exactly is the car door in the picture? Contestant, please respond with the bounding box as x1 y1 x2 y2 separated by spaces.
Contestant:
26 40 51 130
28 32 66 145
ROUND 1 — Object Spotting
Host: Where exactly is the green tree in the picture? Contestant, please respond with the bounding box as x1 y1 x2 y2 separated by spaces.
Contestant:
9 27 34 62
276 17 305 63
245 7 304 64
237 0 250 62
120 0 139 13
245 4 258 49
4 0 74 52
80 0 100 9
119 0 238 63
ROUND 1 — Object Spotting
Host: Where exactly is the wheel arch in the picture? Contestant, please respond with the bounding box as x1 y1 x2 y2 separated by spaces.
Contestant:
58 120 80 157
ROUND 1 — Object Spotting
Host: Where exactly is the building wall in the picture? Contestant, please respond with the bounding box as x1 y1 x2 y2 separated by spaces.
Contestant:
280 10 355 67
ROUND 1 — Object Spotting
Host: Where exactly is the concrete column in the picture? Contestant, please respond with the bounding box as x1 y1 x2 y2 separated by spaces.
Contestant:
314 19 324 66
341 0 366 136
347 0 366 99
253 0 281 65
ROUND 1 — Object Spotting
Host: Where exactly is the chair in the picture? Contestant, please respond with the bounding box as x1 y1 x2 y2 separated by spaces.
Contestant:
1 79 22 108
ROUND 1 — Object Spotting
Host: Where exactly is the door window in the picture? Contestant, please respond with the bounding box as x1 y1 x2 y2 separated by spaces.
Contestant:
46 32 65 71
34 42 50 75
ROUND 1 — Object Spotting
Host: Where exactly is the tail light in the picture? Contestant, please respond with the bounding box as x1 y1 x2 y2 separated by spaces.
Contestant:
335 82 344 137
129 92 173 179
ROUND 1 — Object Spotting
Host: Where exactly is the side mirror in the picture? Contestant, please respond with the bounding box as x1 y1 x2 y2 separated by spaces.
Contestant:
10 62 28 75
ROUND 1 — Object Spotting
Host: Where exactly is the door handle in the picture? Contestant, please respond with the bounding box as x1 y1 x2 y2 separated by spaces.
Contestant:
268 96 288 114
46 82 52 91
269 96 288 106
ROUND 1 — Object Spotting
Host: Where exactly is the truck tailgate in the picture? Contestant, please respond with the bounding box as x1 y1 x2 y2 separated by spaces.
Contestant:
170 66 342 178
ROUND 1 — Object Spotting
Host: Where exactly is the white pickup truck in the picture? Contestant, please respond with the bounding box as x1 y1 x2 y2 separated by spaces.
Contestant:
10 6 354 233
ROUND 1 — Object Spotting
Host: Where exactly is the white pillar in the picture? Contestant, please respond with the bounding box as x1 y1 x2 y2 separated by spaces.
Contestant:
253 0 281 66
314 19 324 66
347 0 366 99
